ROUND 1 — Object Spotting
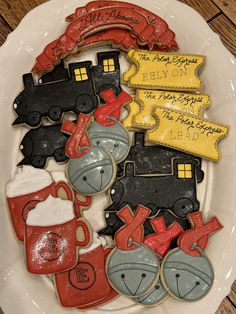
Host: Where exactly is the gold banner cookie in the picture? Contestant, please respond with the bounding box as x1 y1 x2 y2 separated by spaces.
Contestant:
134 90 210 129
122 98 141 130
123 49 205 91
146 107 228 161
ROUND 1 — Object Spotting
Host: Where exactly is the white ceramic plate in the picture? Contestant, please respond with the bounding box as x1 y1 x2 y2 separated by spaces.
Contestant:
0 0 236 313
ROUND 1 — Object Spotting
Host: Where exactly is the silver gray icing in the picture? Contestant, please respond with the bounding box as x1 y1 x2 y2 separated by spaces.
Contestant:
107 245 160 297
136 280 168 306
67 146 116 195
162 248 214 301
87 122 130 163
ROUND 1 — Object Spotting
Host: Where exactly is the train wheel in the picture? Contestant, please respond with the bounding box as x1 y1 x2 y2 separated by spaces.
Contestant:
75 95 95 114
31 156 46 168
54 148 67 162
26 111 41 127
48 106 62 121
172 198 195 218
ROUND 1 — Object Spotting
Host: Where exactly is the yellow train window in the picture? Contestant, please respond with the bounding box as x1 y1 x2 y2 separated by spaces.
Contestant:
177 164 192 179
74 68 88 81
103 59 115 72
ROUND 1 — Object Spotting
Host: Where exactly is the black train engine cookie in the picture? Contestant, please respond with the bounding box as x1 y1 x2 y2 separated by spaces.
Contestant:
18 124 69 168
99 159 199 237
118 132 204 183
91 51 122 98
13 61 98 127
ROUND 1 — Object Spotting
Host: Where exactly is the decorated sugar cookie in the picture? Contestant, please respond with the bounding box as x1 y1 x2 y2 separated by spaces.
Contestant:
135 280 168 306
161 213 223 301
55 232 118 307
91 51 122 97
161 247 214 301
50 170 92 219
133 89 210 129
25 195 91 274
121 97 141 130
144 216 183 257
103 160 199 218
106 205 160 297
119 132 204 183
33 1 178 76
13 62 98 127
54 7 167 59
146 107 229 161
18 123 69 168
178 212 223 256
67 1 178 50
123 49 205 91
6 166 73 241
61 114 117 195
88 89 132 163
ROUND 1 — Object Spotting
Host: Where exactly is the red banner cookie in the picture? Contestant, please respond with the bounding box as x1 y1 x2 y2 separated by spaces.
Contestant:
55 7 157 58
32 29 140 76
67 1 178 50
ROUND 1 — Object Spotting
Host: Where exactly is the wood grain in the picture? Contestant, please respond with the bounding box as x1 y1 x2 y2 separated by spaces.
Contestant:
216 298 236 313
0 15 11 45
228 281 236 307
212 0 236 24
0 0 46 29
209 14 236 54
179 0 220 20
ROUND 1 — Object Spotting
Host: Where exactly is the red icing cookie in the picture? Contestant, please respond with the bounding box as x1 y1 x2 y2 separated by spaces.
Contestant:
144 217 183 257
25 201 91 275
115 205 151 250
67 1 178 49
7 179 73 241
178 212 223 256
55 239 117 307
95 89 132 126
55 7 156 58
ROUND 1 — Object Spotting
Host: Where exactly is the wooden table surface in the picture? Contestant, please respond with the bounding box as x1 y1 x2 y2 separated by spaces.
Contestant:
0 0 235 313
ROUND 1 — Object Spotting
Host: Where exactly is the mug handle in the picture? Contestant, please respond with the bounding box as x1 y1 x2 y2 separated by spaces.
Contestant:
74 192 92 218
76 219 91 247
55 181 74 201
104 247 112 259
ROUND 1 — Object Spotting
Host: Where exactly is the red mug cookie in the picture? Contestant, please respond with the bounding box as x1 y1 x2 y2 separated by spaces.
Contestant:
25 196 91 274
55 233 116 307
6 166 73 241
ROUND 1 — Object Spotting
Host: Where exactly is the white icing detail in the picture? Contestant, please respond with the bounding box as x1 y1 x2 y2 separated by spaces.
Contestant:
39 79 42 84
105 213 110 218
50 171 68 183
79 232 102 255
111 189 115 195
20 145 24 150
26 195 74 226
6 166 53 197
13 103 18 109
